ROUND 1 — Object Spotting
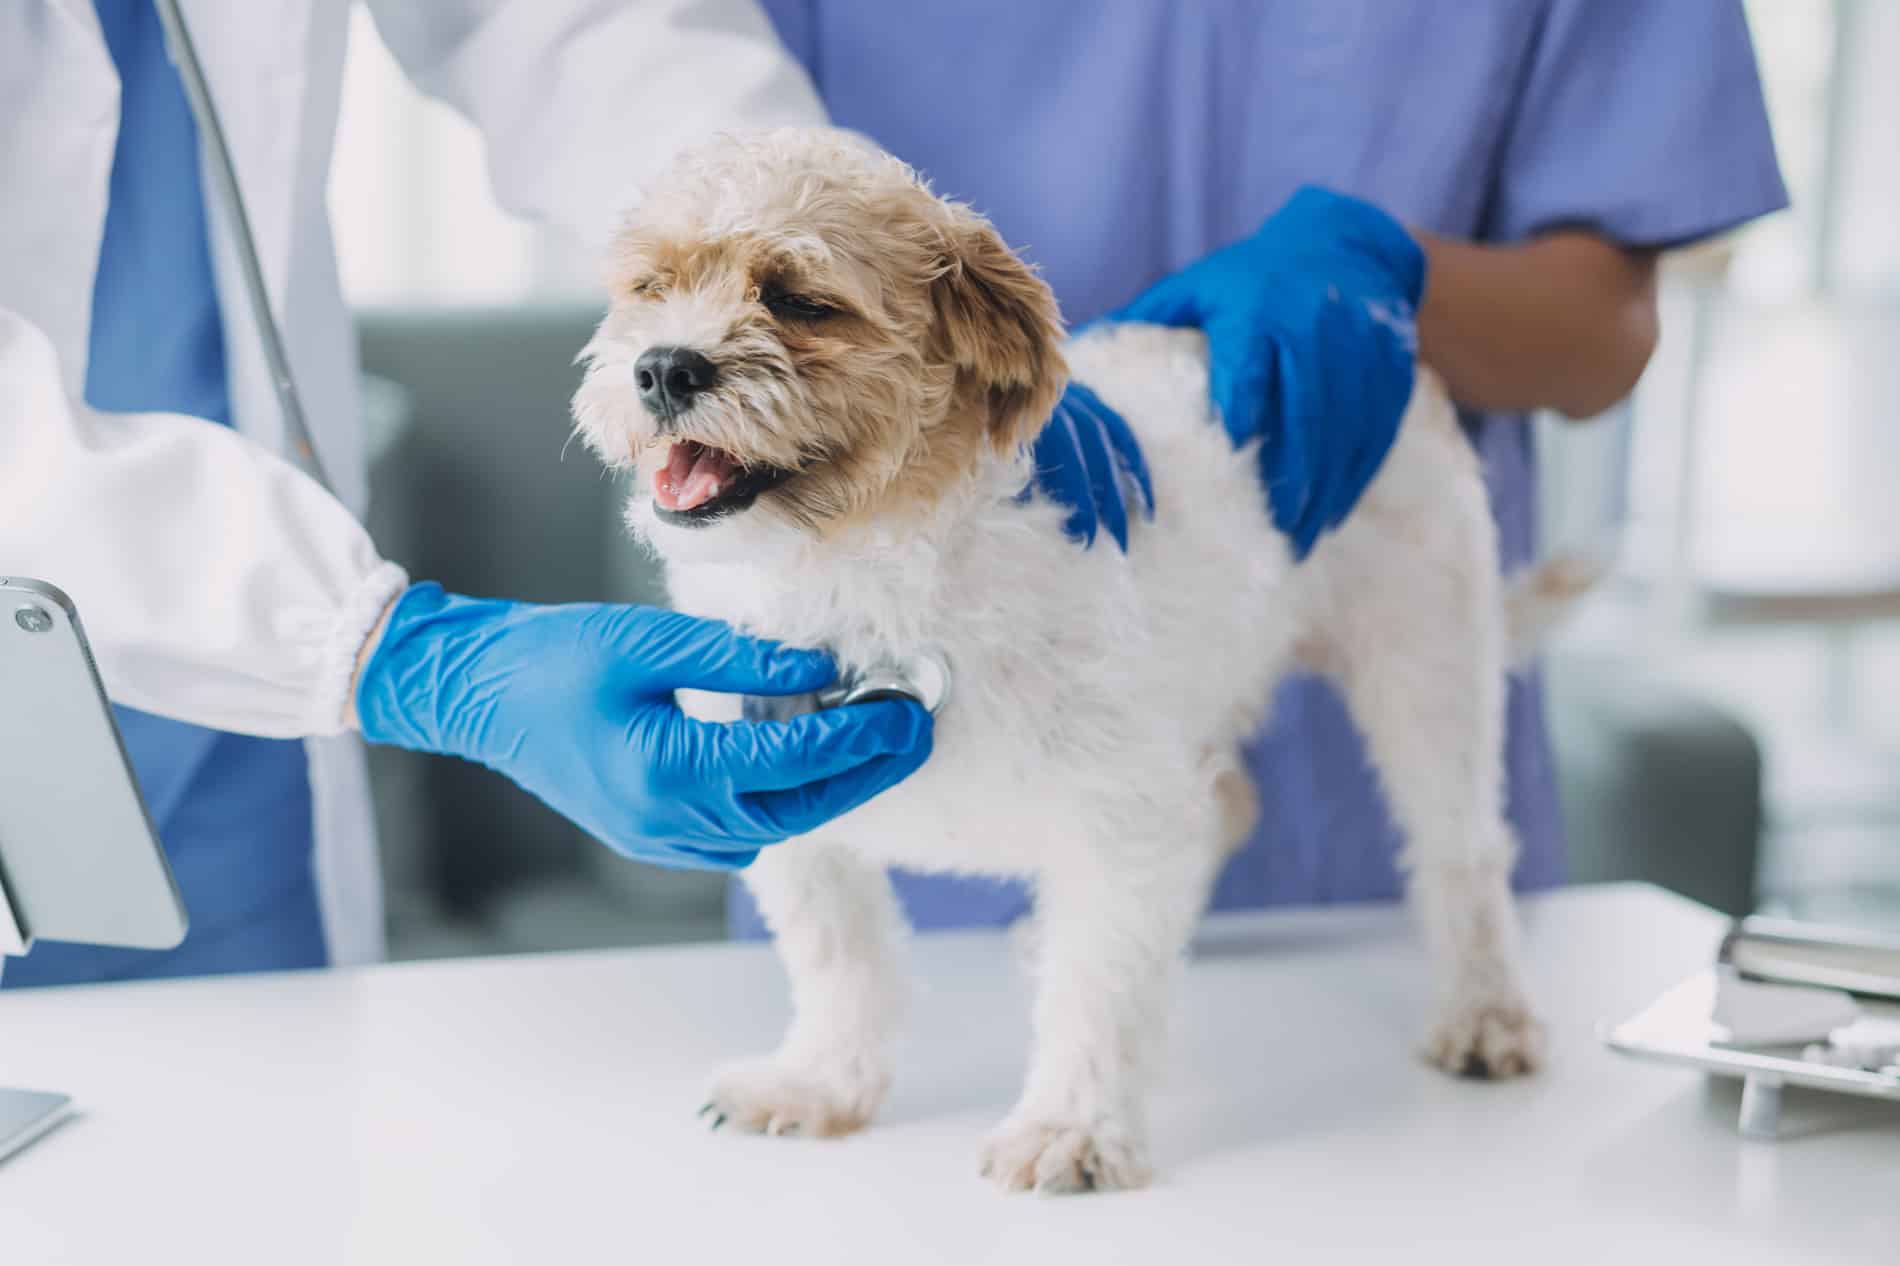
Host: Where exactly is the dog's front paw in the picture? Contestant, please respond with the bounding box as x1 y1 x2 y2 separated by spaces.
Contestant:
979 1115 1151 1195
1423 998 1546 1079
703 1053 889 1138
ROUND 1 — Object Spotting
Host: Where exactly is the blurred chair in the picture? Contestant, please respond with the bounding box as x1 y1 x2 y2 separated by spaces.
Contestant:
1544 657 1762 916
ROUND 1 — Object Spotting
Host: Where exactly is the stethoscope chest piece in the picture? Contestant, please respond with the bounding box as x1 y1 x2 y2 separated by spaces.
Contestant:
742 649 951 722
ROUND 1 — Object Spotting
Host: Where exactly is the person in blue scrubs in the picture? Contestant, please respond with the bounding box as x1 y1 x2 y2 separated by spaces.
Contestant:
733 0 1790 933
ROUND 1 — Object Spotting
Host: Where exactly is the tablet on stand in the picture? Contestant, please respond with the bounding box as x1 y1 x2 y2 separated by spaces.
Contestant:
0 579 189 1162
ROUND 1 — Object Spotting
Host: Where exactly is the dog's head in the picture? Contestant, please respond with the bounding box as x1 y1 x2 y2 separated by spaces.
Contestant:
572 129 1066 556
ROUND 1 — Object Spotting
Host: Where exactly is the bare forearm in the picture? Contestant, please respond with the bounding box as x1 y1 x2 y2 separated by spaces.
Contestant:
1414 229 1660 420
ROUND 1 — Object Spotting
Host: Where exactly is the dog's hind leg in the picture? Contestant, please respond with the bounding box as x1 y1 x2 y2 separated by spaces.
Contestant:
1316 454 1545 1079
981 797 1220 1194
703 841 906 1137
1333 610 1543 1075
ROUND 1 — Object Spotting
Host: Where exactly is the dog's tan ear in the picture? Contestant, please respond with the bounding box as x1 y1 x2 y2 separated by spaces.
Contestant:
929 207 1068 453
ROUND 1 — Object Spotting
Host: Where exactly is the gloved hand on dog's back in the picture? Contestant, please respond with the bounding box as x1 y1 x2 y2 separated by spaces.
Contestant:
1028 380 1155 551
354 583 933 870
1108 185 1426 559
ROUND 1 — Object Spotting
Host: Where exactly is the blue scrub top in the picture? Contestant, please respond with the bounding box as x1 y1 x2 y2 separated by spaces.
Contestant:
734 0 1789 934
2 0 326 987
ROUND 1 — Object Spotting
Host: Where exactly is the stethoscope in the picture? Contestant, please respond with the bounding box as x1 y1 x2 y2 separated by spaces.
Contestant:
742 650 951 721
153 0 334 498
153 0 952 718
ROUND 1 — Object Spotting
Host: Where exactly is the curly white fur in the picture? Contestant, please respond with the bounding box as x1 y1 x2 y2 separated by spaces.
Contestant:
574 129 1550 1195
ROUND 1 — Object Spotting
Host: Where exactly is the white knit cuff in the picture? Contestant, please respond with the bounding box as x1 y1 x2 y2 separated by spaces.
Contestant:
309 561 409 737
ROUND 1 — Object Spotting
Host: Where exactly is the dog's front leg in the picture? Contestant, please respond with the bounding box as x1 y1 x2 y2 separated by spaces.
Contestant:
982 823 1216 1195
704 842 905 1137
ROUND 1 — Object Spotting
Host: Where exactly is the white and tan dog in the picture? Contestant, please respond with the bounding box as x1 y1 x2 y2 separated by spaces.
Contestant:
574 128 1563 1194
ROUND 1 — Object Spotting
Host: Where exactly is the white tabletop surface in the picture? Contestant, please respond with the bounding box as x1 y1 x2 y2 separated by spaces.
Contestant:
3 883 1896 1265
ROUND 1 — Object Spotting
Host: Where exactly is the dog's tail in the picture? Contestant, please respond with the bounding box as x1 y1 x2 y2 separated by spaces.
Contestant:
1502 551 1610 669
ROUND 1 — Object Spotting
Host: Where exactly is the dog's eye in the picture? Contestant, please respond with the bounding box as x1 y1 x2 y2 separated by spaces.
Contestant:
629 277 668 299
762 290 838 321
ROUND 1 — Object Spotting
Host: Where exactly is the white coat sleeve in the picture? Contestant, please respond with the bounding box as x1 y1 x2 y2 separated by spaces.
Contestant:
363 0 829 251
0 308 408 738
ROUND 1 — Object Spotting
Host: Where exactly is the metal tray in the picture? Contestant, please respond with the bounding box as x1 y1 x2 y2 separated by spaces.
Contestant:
1605 968 1900 1138
1606 915 1900 1139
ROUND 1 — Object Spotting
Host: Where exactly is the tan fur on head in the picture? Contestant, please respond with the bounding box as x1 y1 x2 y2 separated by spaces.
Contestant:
571 128 1068 536
927 206 1069 455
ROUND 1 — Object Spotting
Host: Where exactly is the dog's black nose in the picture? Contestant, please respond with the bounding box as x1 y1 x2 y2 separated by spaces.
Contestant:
635 346 718 417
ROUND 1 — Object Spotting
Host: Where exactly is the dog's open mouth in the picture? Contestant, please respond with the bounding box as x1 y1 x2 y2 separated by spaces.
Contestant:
653 439 791 525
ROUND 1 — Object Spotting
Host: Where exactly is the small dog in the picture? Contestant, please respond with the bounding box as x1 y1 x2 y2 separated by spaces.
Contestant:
574 129 1569 1194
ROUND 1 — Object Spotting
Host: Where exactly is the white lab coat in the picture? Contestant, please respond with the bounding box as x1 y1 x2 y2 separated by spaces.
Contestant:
0 0 824 965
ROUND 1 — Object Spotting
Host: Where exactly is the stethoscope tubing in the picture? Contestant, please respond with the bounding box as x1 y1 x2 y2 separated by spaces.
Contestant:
152 0 337 498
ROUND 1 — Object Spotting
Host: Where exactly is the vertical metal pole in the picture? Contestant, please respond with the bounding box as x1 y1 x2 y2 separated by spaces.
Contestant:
1813 0 1859 295
1738 1073 1785 1140
1664 277 1719 633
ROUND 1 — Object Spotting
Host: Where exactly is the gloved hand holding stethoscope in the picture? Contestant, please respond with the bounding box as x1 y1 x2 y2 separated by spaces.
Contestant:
148 0 1117 872
352 586 934 870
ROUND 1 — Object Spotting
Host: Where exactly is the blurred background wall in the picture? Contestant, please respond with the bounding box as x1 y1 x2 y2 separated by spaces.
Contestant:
329 0 1900 959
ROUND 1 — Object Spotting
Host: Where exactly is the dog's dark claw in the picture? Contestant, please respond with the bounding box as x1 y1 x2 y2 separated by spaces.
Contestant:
697 1101 716 1119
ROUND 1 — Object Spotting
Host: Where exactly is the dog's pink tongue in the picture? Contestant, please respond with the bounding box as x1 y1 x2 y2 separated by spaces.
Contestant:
653 442 736 511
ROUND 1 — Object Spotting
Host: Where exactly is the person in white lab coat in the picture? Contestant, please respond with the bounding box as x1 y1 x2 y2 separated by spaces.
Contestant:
1 1 1060 985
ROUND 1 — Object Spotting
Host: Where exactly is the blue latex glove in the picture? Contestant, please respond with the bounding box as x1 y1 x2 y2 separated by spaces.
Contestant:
1109 186 1426 558
1027 380 1155 551
355 583 933 870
